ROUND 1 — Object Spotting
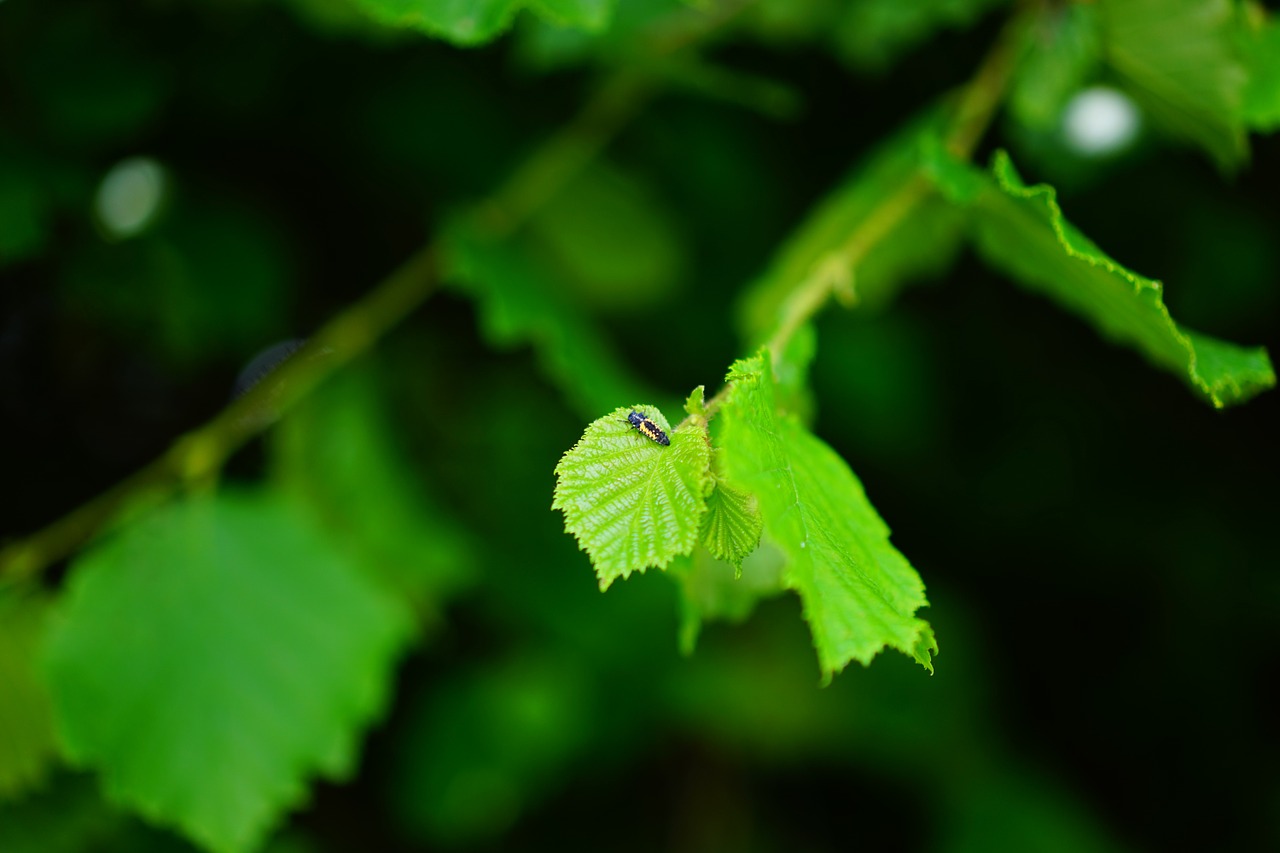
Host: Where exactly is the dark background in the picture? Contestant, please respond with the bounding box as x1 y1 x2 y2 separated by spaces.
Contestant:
2 1 1277 851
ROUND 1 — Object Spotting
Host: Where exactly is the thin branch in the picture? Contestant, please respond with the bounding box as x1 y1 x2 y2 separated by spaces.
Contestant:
696 8 1030 422
0 6 744 584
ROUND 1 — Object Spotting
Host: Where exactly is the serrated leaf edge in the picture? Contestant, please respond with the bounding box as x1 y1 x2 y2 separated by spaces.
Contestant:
989 150 1274 408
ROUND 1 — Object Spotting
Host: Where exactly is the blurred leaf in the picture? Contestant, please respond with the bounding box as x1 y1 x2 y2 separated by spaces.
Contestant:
1240 4 1280 131
699 479 762 570
1100 0 1248 169
274 364 476 612
834 0 1010 73
0 589 58 800
0 141 56 268
668 540 785 655
655 58 802 118
932 148 1275 407
15 9 171 150
939 770 1130 853
553 404 711 589
527 161 686 312
1009 3 1102 131
717 352 936 678
351 0 616 46
442 219 650 417
43 491 415 853
0 774 122 853
60 199 294 367
513 0 687 71
738 114 966 345
391 654 594 845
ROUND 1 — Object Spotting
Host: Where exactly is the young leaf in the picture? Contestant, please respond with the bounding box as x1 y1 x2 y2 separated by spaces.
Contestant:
442 220 651 419
932 149 1275 408
717 352 936 678
42 491 415 853
0 589 58 800
351 0 616 46
1099 0 1248 169
553 404 711 589
684 384 705 417
699 480 763 570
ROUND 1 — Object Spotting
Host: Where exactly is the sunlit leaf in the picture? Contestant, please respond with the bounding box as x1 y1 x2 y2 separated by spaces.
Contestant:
1099 0 1248 169
0 589 58 800
717 352 936 678
42 491 415 853
553 404 711 589
699 480 762 570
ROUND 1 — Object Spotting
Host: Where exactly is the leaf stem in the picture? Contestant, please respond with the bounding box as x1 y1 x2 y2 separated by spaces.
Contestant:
696 7 1029 423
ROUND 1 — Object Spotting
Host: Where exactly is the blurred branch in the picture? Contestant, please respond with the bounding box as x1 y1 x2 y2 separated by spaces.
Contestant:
0 4 750 585
698 6 1031 421
763 7 1030 364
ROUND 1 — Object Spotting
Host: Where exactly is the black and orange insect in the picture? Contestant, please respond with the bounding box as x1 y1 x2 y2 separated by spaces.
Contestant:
625 410 670 446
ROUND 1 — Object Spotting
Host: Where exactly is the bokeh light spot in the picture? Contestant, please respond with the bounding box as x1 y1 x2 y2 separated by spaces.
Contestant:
1061 87 1141 157
94 156 167 239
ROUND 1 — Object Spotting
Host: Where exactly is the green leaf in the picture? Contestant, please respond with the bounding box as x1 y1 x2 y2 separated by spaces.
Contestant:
1099 0 1248 169
717 352 936 678
42 491 415 853
553 404 711 589
738 114 966 345
526 161 686 313
0 139 57 269
0 775 121 853
942 149 1275 408
1240 5 1280 131
684 384 705 417
351 0 615 46
0 589 58 800
1009 3 1103 131
59 199 294 368
668 541 786 655
390 653 594 845
699 480 763 570
442 219 651 419
273 364 476 612
833 0 1009 73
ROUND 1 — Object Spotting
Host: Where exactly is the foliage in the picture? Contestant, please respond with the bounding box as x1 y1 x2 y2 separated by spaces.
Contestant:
2 0 1278 851
41 493 414 852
